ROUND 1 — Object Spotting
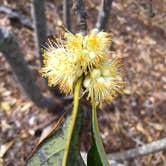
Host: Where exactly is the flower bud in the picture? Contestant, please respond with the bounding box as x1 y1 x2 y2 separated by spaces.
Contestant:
101 69 110 76
97 77 105 84
89 52 96 59
104 78 111 86
91 28 99 34
76 69 83 77
91 69 101 78
83 77 91 88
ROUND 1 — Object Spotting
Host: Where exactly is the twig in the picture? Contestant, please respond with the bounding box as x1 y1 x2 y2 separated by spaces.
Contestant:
72 0 87 35
31 0 47 65
63 0 71 30
96 0 113 31
0 27 60 113
108 137 166 161
0 5 33 30
149 0 154 18
148 0 155 25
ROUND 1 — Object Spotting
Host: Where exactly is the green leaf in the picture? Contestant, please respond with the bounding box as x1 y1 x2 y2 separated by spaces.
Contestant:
62 77 83 166
67 108 85 166
87 143 102 165
87 96 109 166
26 109 85 166
27 78 85 166
27 77 85 166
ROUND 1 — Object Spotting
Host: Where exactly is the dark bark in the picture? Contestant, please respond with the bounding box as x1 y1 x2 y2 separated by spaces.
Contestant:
148 0 155 25
0 27 59 112
72 0 87 35
31 0 62 97
31 0 47 65
63 0 71 30
96 0 113 31
0 5 33 30
149 0 155 18
108 137 166 161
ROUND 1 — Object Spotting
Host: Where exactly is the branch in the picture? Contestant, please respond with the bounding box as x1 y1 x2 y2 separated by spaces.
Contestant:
63 0 71 30
0 5 33 30
0 27 60 113
149 0 155 18
148 0 155 25
96 0 113 31
31 0 63 97
72 0 87 35
31 0 47 65
108 137 166 161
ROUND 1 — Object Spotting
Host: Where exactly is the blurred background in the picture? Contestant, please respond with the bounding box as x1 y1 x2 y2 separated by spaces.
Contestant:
0 0 165 165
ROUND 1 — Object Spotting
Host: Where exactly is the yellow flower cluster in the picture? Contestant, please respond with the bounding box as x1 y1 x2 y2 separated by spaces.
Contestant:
63 30 111 71
83 59 124 104
40 29 124 104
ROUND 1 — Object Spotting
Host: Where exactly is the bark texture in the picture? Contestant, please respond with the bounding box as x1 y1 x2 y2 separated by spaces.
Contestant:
73 0 87 35
31 0 47 65
63 0 71 30
31 0 62 97
96 0 113 31
0 27 58 112
0 4 33 30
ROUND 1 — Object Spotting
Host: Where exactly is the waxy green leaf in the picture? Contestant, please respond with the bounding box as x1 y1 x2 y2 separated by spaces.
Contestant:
87 96 109 166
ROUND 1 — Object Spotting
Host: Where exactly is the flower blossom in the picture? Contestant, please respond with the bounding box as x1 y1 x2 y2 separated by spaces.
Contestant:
63 29 112 71
83 59 124 105
40 47 82 94
40 29 124 103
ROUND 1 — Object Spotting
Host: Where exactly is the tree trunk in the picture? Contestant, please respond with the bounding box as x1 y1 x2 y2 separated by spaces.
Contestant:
72 0 87 35
96 0 113 31
63 0 71 30
0 27 60 113
31 0 47 65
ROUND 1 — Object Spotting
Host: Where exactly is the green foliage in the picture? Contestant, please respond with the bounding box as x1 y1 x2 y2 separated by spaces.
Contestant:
87 143 103 165
26 101 110 166
67 109 85 166
87 97 110 166
27 78 109 166
27 109 85 166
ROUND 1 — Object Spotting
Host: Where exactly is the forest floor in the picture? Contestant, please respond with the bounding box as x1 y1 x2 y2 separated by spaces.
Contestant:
0 0 166 166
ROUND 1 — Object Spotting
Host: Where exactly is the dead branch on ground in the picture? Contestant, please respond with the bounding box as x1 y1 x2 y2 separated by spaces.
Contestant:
109 137 166 161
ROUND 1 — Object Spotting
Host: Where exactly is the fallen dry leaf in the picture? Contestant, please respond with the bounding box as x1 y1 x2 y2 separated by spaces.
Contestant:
1 101 11 112
0 141 14 158
147 122 164 131
136 122 152 142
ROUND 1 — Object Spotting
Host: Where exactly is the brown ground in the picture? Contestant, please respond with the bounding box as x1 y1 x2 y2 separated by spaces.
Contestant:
0 0 166 166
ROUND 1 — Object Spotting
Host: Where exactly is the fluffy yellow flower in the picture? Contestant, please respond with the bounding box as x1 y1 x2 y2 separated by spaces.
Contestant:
64 32 83 52
84 29 111 59
63 29 112 71
40 46 82 94
83 58 124 105
40 29 124 102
